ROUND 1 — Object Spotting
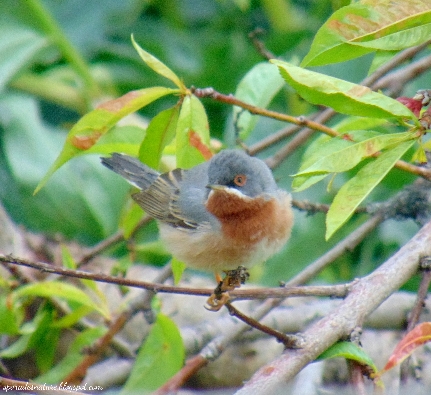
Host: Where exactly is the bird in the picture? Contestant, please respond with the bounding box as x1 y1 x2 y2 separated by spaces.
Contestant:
101 149 293 309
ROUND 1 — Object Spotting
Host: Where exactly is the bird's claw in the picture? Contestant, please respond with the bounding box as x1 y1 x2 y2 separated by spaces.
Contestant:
204 266 250 312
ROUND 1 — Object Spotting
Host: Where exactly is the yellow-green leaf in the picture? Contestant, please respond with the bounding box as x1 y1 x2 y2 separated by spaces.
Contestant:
34 86 176 194
13 281 110 319
176 95 212 168
131 34 186 91
326 139 415 239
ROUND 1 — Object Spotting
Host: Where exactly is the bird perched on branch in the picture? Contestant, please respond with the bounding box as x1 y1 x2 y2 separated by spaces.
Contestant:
101 149 293 310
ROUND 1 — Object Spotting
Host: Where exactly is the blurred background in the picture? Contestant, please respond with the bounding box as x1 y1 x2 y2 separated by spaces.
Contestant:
0 0 425 287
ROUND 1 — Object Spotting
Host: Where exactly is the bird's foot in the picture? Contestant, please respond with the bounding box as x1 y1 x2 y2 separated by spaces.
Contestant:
204 266 250 312
221 265 250 291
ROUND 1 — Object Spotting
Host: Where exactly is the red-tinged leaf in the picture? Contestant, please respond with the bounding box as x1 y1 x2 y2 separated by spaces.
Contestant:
34 86 176 194
176 95 211 168
70 131 103 150
188 130 213 160
380 322 431 374
271 59 416 121
301 0 431 67
396 97 422 117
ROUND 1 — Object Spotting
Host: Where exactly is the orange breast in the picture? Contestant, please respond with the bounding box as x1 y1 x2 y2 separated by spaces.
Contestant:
205 189 293 258
158 190 293 271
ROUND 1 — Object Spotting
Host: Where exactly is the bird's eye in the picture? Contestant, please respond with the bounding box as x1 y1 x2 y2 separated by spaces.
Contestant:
233 174 247 187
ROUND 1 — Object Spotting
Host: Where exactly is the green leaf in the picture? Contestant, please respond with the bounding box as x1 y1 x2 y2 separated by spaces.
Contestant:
35 326 106 384
121 201 145 239
317 341 377 372
233 62 285 138
13 281 110 319
301 1 431 67
0 332 32 358
61 244 76 269
271 59 417 120
122 313 184 393
0 23 48 89
131 34 186 91
0 305 54 359
333 116 389 133
52 306 94 328
292 130 381 191
295 132 414 176
139 104 180 169
86 125 145 157
326 139 415 239
176 95 212 169
0 295 22 335
172 258 186 285
34 86 176 194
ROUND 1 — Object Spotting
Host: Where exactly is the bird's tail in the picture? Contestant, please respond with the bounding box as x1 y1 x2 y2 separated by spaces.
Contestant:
101 153 159 190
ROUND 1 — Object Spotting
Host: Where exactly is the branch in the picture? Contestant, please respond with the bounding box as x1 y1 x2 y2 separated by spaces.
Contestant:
0 254 347 300
234 218 431 394
191 87 339 137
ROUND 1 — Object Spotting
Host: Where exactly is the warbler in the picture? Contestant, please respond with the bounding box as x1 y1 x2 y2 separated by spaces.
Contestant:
101 150 293 308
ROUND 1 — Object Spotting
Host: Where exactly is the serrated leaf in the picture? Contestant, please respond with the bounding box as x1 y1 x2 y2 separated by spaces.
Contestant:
379 322 431 375
233 62 285 138
139 104 180 169
295 132 413 176
122 313 184 393
131 34 186 91
301 0 431 67
271 59 416 121
13 281 110 319
326 139 415 239
317 341 377 372
176 95 212 168
34 86 176 194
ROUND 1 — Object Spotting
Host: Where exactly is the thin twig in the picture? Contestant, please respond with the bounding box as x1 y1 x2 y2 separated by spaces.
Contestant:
64 311 131 385
400 256 431 382
225 302 299 348
191 87 339 137
153 355 208 395
78 216 152 266
0 254 348 300
248 28 275 60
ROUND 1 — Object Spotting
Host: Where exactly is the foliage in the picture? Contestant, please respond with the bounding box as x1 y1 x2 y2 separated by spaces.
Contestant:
1 0 431 393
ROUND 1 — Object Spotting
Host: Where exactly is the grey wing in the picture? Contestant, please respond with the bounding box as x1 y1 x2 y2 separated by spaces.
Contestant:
101 153 159 189
133 168 201 230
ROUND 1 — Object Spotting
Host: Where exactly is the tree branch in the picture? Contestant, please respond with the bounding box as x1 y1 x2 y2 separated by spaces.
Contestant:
0 254 348 300
234 218 431 394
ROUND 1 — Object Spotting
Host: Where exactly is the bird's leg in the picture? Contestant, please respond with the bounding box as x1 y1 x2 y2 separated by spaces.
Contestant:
204 266 250 312
221 265 250 291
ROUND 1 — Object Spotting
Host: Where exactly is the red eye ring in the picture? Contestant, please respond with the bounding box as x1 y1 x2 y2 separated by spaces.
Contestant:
233 174 247 187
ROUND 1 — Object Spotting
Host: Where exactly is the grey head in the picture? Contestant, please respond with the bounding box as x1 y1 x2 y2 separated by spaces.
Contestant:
206 149 278 198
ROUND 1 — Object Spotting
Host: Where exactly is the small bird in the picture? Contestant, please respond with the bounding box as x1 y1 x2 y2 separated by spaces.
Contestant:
101 149 293 309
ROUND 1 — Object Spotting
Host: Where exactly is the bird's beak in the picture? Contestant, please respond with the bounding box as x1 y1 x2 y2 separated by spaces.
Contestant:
206 184 227 191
